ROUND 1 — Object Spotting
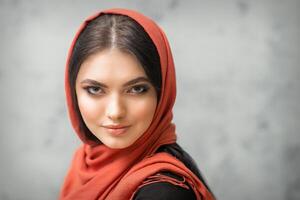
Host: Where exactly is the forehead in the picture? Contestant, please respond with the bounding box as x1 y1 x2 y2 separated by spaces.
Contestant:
76 49 147 82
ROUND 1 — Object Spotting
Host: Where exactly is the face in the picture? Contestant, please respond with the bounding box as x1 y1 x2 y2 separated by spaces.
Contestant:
75 49 158 149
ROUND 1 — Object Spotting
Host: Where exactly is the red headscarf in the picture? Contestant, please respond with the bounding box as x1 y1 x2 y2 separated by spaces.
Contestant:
59 8 215 200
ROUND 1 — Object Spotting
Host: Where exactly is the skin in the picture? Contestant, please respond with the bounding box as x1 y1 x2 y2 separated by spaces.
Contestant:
75 48 158 149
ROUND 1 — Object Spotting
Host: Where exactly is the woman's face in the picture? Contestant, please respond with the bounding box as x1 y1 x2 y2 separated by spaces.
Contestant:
75 49 158 149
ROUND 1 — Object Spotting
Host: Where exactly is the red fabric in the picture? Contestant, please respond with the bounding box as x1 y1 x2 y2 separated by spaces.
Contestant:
59 8 215 200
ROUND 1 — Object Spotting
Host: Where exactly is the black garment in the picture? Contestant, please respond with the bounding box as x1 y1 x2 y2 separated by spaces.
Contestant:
133 171 197 200
133 143 200 200
158 143 213 195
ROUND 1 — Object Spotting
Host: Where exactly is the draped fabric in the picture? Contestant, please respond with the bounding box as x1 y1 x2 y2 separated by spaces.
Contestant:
59 8 215 200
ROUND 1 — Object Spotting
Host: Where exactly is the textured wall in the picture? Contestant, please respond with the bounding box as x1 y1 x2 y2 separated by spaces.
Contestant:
0 0 299 199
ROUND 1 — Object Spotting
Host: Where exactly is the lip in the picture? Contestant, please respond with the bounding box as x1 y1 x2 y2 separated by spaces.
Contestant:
102 124 131 136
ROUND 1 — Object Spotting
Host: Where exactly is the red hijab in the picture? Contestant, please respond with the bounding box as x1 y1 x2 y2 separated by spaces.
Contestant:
59 8 215 200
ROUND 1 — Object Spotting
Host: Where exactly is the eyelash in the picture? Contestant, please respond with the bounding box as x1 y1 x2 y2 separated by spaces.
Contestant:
83 86 103 95
83 84 150 96
128 84 150 94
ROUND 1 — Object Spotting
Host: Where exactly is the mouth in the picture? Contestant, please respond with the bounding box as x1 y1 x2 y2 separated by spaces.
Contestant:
102 124 131 136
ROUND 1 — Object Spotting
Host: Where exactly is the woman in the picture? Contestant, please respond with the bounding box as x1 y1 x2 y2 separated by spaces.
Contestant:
59 8 215 200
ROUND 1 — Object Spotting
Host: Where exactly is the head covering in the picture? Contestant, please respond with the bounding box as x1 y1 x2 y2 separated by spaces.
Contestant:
59 8 214 200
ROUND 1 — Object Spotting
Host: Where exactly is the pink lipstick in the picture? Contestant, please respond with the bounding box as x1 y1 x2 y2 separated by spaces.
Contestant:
102 124 130 136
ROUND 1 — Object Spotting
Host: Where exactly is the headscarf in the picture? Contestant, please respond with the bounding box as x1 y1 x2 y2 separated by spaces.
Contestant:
59 8 215 200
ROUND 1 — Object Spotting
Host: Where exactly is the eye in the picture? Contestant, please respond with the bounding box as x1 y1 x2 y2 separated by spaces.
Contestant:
83 86 104 95
128 84 150 94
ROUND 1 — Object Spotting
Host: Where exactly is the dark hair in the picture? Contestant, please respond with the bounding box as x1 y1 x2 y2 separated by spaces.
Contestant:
68 13 214 196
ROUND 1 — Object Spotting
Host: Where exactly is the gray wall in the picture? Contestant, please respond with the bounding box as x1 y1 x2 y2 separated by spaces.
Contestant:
0 0 299 199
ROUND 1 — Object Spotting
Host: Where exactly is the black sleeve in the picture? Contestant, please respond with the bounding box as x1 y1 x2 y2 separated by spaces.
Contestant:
133 172 197 200
133 181 196 200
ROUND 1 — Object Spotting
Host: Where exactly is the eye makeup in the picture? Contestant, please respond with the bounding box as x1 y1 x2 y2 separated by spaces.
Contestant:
127 84 150 94
83 86 104 95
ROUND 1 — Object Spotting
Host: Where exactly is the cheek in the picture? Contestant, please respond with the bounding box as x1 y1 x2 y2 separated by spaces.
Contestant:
130 98 157 122
77 96 104 122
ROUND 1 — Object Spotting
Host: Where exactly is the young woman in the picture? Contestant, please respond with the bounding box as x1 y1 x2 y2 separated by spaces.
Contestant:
59 8 215 200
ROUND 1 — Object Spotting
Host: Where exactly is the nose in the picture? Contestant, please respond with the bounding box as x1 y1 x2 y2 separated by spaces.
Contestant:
106 93 126 121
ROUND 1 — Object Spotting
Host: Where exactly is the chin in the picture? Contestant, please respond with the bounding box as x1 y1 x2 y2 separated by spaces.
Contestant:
103 140 132 149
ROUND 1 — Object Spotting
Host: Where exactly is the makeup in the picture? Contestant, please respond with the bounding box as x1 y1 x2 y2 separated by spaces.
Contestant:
102 124 131 136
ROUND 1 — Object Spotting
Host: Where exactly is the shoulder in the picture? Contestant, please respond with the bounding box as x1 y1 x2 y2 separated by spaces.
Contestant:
132 171 197 200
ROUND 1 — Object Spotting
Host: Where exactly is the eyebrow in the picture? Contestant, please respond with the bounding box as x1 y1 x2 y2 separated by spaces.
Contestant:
80 77 151 88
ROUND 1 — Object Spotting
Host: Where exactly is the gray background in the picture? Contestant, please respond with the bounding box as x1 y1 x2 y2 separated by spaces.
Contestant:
0 0 299 199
